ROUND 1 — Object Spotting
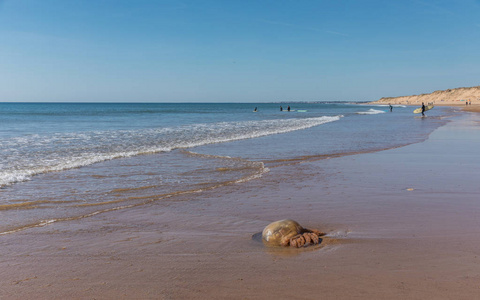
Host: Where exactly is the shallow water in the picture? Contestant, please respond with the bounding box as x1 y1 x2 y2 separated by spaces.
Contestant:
0 102 451 233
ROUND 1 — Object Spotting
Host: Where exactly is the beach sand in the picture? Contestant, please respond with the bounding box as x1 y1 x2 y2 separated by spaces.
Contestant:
369 86 480 107
463 104 480 113
1 111 480 299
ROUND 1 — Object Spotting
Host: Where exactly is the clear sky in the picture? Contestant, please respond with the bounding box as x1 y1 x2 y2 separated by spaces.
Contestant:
0 0 479 102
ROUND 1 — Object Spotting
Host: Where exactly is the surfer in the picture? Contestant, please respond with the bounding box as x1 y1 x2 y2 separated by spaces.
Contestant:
421 102 426 116
254 107 257 112
280 106 283 111
389 104 393 112
287 106 291 112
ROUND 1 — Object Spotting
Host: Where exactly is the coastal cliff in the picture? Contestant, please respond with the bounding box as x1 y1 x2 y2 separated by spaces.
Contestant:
370 86 480 105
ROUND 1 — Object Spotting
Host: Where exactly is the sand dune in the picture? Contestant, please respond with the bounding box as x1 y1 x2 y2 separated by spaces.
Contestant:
370 86 480 105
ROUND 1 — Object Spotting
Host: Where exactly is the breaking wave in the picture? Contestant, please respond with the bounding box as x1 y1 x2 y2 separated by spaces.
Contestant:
0 115 341 187
356 109 386 115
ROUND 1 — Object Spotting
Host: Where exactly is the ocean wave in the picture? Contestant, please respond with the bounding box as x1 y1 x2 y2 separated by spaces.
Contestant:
0 115 341 187
356 109 386 115
373 104 407 108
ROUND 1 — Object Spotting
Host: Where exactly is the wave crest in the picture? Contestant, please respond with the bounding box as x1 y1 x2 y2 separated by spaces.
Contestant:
356 109 386 115
0 116 341 187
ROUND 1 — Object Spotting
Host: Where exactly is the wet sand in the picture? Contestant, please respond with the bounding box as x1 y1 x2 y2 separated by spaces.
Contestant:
1 112 480 299
463 104 480 113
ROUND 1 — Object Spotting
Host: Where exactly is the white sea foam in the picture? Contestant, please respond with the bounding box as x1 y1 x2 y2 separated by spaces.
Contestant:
0 115 341 187
373 104 407 108
357 104 407 108
356 109 386 115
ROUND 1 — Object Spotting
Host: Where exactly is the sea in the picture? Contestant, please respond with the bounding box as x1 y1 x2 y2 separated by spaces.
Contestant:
0 102 452 234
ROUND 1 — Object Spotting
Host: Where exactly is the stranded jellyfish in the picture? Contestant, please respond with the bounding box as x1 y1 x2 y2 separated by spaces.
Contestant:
262 219 325 248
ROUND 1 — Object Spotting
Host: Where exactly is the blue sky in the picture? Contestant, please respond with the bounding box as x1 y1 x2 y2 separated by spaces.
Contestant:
0 0 479 102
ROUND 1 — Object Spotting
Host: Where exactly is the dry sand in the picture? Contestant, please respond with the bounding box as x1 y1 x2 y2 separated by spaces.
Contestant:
370 86 480 106
1 111 480 299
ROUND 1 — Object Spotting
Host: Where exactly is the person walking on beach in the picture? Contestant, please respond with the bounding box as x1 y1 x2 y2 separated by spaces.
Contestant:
421 102 426 116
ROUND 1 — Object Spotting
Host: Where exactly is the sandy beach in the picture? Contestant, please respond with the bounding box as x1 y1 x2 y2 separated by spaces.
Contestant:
369 86 480 107
1 109 480 299
2 1 480 298
463 104 480 113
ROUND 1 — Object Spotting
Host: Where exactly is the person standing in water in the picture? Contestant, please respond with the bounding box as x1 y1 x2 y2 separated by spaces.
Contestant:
280 106 283 111
287 105 291 112
389 104 393 112
421 102 426 116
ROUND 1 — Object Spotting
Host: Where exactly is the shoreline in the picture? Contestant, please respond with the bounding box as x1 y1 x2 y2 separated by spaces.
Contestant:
377 101 480 114
1 109 480 299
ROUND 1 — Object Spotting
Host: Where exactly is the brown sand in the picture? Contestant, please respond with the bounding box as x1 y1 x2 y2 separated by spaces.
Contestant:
463 104 480 113
370 86 480 106
1 112 480 299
